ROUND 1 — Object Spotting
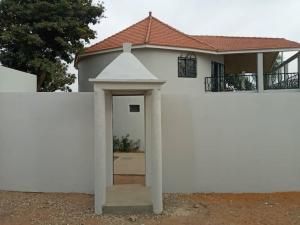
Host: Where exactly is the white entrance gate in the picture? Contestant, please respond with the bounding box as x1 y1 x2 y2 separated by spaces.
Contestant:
90 43 165 214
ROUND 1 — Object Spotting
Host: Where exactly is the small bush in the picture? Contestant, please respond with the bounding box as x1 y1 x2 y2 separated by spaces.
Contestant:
113 134 141 152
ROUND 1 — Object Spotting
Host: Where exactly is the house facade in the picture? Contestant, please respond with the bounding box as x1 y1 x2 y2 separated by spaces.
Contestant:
77 13 300 94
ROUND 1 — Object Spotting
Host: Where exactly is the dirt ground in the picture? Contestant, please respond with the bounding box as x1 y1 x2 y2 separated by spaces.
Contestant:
1 191 300 225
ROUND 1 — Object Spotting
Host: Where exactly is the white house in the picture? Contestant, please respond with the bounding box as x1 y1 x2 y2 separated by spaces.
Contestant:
77 12 300 93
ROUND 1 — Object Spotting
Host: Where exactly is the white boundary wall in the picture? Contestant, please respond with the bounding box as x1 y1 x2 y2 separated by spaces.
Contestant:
0 93 94 193
0 66 37 92
1 92 300 193
162 92 300 193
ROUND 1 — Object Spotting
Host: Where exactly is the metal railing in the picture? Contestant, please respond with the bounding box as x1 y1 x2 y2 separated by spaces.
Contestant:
205 74 258 92
264 73 299 90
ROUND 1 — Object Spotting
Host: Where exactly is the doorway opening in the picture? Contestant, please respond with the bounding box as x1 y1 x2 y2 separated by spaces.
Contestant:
112 95 146 186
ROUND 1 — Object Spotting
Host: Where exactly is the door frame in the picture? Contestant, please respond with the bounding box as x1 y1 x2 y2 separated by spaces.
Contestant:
109 93 151 186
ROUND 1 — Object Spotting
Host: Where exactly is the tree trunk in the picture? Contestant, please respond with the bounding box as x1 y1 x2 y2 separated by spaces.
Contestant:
37 72 46 92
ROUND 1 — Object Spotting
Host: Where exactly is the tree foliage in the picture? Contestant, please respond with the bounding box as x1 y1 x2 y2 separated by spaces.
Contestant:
0 0 104 91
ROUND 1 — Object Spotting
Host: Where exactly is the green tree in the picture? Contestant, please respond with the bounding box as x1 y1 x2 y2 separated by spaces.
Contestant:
0 0 104 91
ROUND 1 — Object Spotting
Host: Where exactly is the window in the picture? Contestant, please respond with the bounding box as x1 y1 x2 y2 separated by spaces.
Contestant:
129 104 140 112
178 55 197 78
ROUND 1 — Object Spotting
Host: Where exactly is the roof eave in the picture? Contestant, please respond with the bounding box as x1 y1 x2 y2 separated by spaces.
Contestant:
219 47 300 54
89 78 166 83
89 78 166 91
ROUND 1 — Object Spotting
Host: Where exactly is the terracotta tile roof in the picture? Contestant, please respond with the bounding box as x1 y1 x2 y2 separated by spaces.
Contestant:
191 35 300 52
84 17 150 54
82 13 300 55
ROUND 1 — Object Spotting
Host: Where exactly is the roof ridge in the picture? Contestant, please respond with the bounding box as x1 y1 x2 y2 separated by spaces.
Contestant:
150 16 217 51
80 13 300 58
145 12 152 44
85 16 150 51
191 35 285 40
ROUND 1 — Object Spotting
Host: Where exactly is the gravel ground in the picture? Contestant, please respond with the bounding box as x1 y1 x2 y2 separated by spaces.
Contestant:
1 191 300 225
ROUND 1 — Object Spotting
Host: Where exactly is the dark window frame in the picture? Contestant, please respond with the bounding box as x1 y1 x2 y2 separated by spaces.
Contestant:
211 61 225 91
129 104 140 112
178 55 197 78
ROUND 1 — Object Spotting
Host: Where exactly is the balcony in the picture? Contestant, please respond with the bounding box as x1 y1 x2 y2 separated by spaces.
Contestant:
264 73 299 90
205 74 258 92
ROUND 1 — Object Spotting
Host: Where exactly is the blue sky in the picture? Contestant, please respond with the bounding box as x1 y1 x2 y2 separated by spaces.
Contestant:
69 0 300 91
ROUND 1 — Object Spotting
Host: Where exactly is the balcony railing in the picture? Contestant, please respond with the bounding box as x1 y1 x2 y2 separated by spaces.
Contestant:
205 74 258 92
264 73 299 90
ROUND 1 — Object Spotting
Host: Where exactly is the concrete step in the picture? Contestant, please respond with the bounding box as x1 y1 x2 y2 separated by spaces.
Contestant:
103 205 153 214
104 184 152 214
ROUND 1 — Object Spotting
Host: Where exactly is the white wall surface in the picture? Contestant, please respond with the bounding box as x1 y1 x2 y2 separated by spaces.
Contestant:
0 93 94 193
134 48 223 94
0 66 37 92
162 92 300 193
113 96 145 150
77 48 224 92
1 91 300 194
78 51 120 91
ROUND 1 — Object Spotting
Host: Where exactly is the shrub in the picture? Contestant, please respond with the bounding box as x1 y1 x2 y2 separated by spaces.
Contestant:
113 134 141 152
